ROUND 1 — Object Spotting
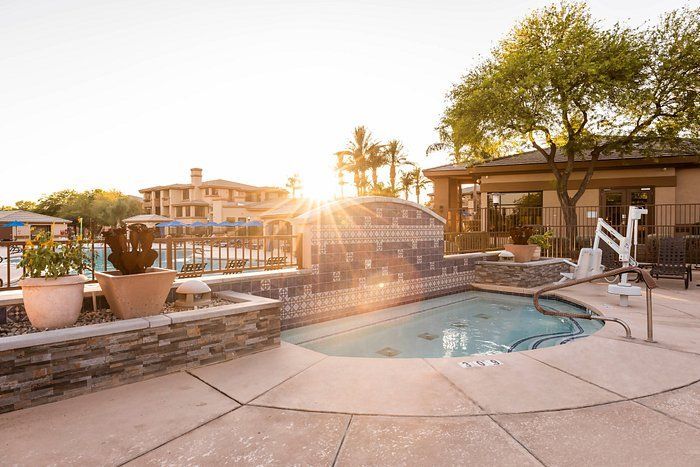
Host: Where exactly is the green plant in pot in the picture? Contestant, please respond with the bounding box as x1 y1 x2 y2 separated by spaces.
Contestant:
95 223 177 319
504 226 538 262
18 231 89 329
528 230 554 260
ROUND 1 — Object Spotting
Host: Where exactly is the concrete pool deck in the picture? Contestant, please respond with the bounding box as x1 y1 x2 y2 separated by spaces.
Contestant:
1 280 699 465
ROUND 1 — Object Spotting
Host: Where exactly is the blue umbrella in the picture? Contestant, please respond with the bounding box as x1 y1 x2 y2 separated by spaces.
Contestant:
155 221 172 227
3 221 25 227
190 221 206 227
203 221 220 227
169 220 187 227
244 221 263 227
218 221 238 227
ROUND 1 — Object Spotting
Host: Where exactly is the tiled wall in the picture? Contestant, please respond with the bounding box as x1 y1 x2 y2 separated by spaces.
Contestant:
213 197 493 329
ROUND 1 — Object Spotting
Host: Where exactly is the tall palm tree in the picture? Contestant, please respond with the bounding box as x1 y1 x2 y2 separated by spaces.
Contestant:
366 144 387 188
398 170 415 201
334 153 349 198
335 126 381 196
286 174 302 198
412 166 429 204
383 139 408 194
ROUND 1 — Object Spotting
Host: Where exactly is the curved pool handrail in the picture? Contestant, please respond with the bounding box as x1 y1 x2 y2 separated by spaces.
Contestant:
533 266 657 342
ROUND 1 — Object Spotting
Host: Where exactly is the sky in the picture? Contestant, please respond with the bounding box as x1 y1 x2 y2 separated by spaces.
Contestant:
0 0 695 204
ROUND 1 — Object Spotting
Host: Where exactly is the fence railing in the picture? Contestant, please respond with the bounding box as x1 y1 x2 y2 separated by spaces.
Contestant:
0 234 301 290
444 203 700 259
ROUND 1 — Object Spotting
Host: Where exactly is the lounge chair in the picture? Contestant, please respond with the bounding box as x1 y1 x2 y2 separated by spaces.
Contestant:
223 259 247 275
179 262 207 278
264 256 287 271
650 237 691 289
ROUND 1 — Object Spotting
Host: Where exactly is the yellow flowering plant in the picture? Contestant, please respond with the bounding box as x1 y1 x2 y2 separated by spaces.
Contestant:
18 231 90 279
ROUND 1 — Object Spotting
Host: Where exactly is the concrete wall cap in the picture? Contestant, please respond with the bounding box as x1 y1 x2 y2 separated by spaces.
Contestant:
291 196 445 225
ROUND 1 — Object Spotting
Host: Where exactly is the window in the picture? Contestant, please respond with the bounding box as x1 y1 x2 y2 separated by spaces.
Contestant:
176 207 183 217
182 189 189 200
194 206 206 217
211 188 218 196
487 191 543 230
487 191 542 208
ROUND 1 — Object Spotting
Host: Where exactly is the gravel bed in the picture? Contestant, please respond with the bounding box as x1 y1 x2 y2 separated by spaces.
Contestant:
0 298 232 338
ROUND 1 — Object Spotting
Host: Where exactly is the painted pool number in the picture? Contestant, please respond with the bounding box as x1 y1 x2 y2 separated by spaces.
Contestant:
459 359 502 368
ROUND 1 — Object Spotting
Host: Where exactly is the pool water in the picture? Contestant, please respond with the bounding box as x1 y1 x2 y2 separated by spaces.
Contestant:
282 292 603 358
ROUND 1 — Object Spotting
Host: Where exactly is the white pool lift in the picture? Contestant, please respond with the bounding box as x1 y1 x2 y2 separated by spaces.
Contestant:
561 206 647 307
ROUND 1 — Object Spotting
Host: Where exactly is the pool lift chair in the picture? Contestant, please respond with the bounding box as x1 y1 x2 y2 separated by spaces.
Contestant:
560 205 648 307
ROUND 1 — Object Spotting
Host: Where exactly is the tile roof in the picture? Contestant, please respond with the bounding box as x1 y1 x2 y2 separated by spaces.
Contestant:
0 210 71 224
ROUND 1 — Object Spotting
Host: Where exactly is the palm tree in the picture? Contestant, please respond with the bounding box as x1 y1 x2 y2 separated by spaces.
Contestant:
334 153 349 198
425 124 467 163
412 166 429 204
286 174 302 198
398 170 415 201
366 144 387 188
335 126 381 196
383 139 408 194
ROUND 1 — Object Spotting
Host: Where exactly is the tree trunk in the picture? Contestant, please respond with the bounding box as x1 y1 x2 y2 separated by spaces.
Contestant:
371 168 378 187
389 164 396 193
557 190 579 257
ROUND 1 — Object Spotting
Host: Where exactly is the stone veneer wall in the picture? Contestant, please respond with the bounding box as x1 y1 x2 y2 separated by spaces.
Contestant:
206 197 494 329
474 259 570 288
0 298 279 414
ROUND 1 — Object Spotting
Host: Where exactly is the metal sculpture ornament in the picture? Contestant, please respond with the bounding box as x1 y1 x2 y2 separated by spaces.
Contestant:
103 224 158 275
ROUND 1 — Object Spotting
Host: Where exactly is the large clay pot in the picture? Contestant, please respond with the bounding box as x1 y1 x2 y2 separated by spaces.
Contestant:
95 267 177 319
19 275 87 329
504 244 538 263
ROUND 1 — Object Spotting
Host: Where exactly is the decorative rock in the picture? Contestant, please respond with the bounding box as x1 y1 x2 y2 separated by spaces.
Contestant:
174 280 212 308
498 251 515 262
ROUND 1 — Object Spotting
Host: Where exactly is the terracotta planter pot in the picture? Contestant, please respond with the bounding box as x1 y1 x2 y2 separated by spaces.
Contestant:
19 275 87 329
95 267 177 319
504 244 538 263
532 246 542 260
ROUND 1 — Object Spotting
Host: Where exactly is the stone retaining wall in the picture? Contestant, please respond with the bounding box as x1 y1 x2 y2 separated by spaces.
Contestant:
474 259 570 288
0 292 279 414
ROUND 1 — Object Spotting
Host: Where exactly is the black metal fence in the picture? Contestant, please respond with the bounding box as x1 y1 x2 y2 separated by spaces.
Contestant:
0 234 301 290
445 203 700 259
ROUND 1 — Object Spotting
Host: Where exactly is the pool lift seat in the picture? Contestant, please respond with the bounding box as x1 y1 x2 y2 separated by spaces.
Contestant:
560 248 604 281
560 206 647 307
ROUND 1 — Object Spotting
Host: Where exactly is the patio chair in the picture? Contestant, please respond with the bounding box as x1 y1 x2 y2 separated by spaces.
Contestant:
223 259 247 275
264 256 287 271
650 237 692 289
179 262 207 278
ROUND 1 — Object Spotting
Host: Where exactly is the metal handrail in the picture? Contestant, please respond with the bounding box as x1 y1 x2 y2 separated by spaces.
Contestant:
533 266 658 342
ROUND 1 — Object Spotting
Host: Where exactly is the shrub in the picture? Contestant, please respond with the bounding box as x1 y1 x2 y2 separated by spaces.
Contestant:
508 226 534 245
528 230 554 250
18 231 89 279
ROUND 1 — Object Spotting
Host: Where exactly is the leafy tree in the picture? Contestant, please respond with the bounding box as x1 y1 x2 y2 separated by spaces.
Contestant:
384 140 409 194
14 200 38 211
285 174 302 198
442 2 700 244
36 190 79 217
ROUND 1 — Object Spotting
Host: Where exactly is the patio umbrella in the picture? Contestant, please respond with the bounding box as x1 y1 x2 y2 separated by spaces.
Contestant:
3 221 25 241
218 221 238 227
155 222 172 227
243 221 263 227
190 221 206 227
203 221 220 227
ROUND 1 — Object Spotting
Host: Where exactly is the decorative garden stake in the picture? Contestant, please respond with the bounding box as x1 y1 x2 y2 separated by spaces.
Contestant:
103 224 158 274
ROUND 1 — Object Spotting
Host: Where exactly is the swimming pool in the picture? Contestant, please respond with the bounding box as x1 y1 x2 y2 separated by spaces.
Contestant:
282 292 603 358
